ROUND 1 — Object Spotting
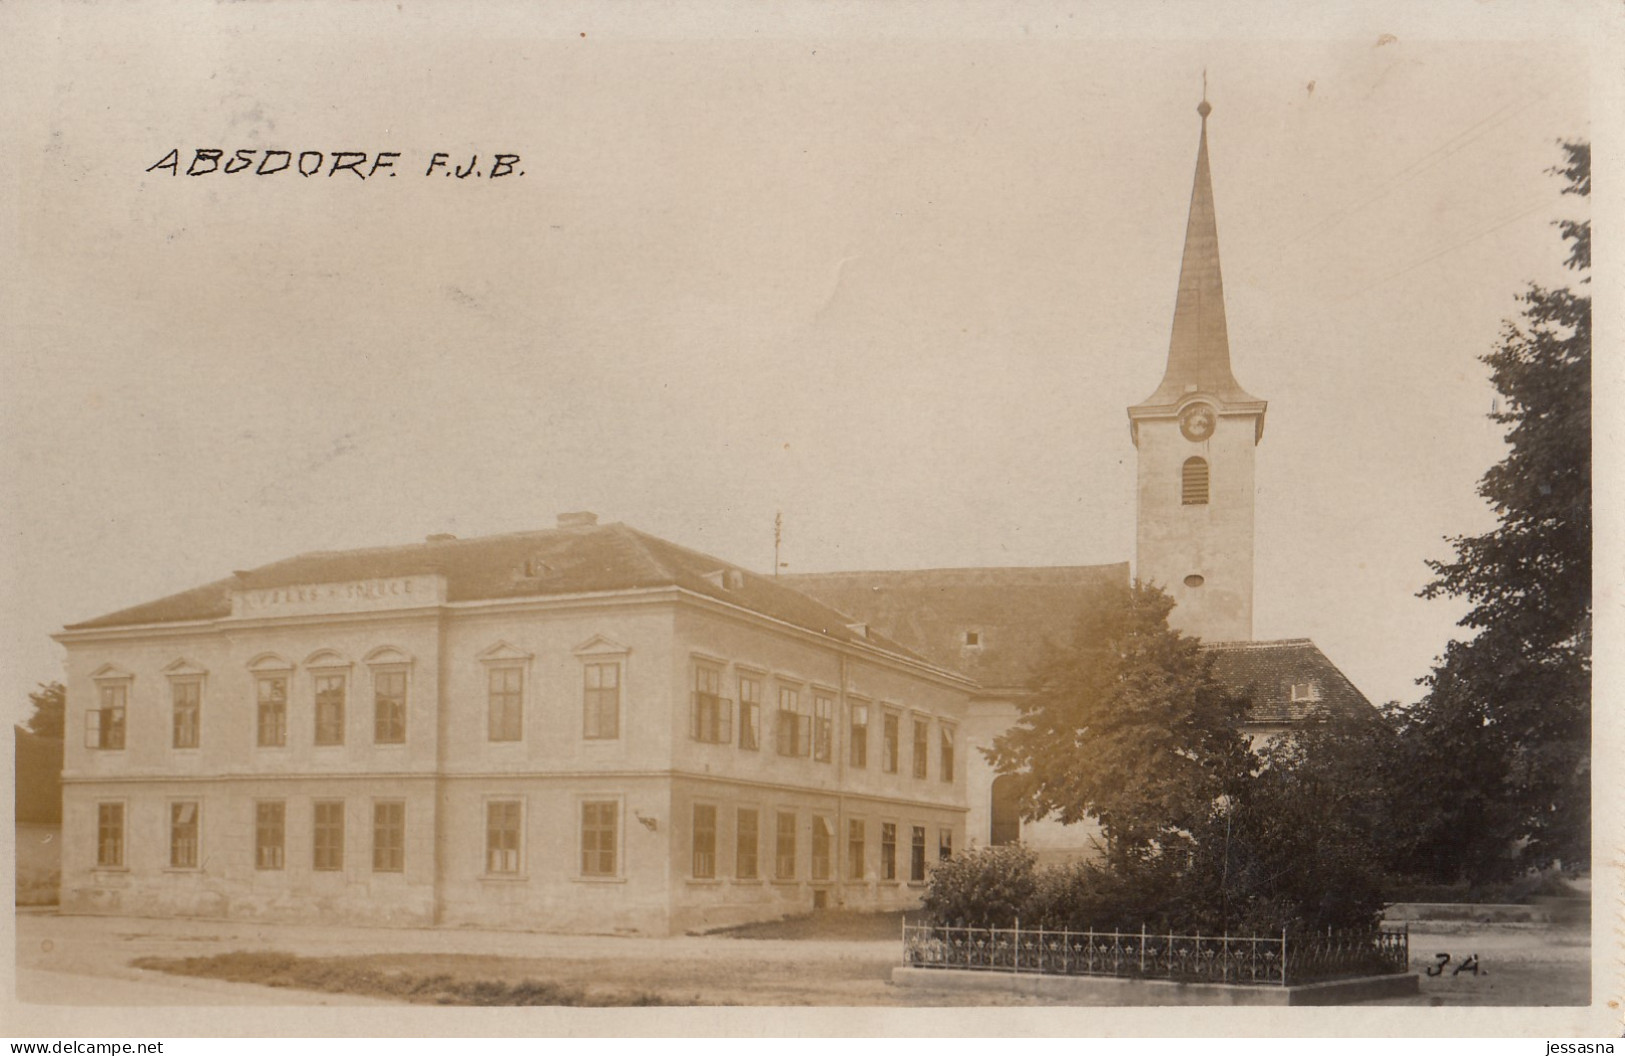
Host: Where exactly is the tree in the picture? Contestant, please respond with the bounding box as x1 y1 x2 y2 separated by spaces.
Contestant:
984 580 1254 866
22 681 65 740
1410 141 1591 878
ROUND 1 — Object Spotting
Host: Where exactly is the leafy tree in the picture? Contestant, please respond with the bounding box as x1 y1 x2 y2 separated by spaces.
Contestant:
22 681 65 740
1410 140 1590 879
984 581 1254 866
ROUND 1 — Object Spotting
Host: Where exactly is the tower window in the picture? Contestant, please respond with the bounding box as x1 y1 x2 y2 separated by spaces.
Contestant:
1182 457 1209 505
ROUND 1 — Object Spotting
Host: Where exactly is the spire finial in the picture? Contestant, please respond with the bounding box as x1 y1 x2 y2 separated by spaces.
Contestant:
1198 70 1211 119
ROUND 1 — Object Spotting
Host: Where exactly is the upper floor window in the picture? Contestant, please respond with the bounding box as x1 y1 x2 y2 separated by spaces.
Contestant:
171 679 201 749
1182 457 1210 505
775 685 810 757
487 667 523 742
86 682 128 750
881 711 900 774
940 723 956 783
313 673 347 746
912 717 930 779
812 693 834 763
737 675 762 751
849 703 869 769
373 668 407 745
583 662 621 740
691 663 732 744
256 675 288 748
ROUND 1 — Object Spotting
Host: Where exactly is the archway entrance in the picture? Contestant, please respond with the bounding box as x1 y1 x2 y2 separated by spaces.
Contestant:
990 774 1022 846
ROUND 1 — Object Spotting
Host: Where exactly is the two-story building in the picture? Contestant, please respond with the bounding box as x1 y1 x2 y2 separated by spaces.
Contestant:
55 514 972 935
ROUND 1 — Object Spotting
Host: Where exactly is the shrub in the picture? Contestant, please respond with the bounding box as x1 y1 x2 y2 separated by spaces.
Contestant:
920 845 1036 927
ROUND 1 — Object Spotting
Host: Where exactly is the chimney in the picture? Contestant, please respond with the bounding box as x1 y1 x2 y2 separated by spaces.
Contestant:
557 511 599 530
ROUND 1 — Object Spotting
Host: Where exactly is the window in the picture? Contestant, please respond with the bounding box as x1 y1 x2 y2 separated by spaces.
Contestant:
881 711 899 774
86 683 127 750
581 800 618 876
811 816 832 881
939 827 953 862
373 668 407 744
910 825 927 883
847 819 865 880
313 800 344 871
373 801 405 872
1290 682 1321 702
692 804 717 878
96 802 124 868
487 666 523 742
880 822 897 881
171 679 201 749
583 662 620 740
775 685 810 757
735 807 759 879
849 703 869 768
691 664 732 744
774 811 797 880
486 800 521 875
912 718 929 779
1182 456 1210 505
737 675 761 750
256 675 287 747
314 673 346 746
940 723 956 782
169 801 199 869
812 693 834 762
255 801 285 870
964 630 980 647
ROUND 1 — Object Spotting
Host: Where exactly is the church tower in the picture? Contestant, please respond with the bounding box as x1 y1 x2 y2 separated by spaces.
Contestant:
1128 98 1266 643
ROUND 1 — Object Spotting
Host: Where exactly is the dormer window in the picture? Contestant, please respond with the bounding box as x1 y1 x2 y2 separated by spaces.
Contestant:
1289 682 1320 703
1182 457 1210 505
963 631 981 647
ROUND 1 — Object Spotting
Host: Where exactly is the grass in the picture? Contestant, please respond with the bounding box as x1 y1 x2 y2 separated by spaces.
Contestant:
703 908 926 941
131 951 666 1006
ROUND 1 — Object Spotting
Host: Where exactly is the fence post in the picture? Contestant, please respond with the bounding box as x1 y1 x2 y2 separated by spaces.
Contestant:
1280 927 1288 987
1140 924 1146 976
1013 917 1020 973
1222 932 1229 983
1037 923 1044 976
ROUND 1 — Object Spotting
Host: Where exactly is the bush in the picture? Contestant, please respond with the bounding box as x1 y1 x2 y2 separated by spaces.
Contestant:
920 845 1036 927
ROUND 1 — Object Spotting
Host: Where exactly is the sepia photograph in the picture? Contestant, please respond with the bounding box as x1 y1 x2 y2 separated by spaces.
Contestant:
1 0 1616 1039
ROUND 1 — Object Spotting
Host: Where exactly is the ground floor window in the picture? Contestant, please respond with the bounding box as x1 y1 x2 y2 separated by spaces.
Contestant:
487 800 522 875
374 801 406 873
939 827 953 862
811 815 832 881
581 800 618 877
910 825 927 882
881 822 896 881
96 802 124 868
692 804 717 879
847 819 865 880
313 800 344 871
735 808 759 879
255 801 285 870
170 801 199 869
775 811 796 880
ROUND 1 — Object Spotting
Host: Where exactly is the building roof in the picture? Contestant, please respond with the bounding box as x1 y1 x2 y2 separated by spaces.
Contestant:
14 727 63 825
1204 637 1377 725
1131 102 1263 415
62 522 937 668
781 564 1130 691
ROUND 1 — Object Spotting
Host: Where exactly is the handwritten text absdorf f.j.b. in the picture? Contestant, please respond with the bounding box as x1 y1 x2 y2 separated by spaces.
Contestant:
146 149 523 180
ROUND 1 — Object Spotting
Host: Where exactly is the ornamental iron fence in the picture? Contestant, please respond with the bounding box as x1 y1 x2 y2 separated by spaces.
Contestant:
901 921 1409 987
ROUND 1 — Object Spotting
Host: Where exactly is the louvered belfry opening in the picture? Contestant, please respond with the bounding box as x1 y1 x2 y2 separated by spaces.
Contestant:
1182 456 1210 505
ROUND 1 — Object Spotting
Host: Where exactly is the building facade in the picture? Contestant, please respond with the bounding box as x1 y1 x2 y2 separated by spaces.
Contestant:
56 518 972 934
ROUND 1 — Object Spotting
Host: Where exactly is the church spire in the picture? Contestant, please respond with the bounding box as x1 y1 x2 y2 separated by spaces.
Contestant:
1131 96 1262 417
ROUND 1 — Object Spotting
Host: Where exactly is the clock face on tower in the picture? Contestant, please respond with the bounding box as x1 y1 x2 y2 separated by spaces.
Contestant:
1179 403 1217 442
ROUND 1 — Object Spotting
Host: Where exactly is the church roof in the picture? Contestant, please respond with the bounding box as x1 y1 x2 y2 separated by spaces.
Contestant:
780 564 1130 691
62 522 936 667
1131 101 1263 416
1204 637 1377 725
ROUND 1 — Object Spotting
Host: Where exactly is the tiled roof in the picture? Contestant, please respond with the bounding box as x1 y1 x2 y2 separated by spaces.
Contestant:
1204 638 1376 724
63 524 935 667
780 564 1130 690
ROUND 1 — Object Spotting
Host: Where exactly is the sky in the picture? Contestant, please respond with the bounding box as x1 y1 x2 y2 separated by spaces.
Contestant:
0 1 1603 726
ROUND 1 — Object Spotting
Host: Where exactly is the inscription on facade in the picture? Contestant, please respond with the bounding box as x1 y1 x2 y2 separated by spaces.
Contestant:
230 575 446 619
